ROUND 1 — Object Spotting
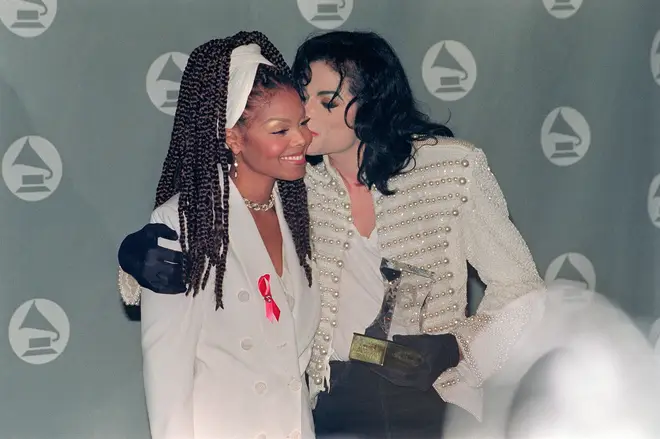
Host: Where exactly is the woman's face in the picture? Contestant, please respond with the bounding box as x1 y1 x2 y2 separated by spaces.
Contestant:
227 87 312 181
303 61 359 157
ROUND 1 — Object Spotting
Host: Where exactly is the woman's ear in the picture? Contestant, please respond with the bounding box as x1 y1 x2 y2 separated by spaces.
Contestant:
225 127 243 156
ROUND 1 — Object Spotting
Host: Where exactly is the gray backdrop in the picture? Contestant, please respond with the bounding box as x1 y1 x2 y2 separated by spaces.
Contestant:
1 0 659 437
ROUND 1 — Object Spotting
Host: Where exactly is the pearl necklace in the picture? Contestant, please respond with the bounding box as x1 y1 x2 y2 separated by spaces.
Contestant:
244 193 275 211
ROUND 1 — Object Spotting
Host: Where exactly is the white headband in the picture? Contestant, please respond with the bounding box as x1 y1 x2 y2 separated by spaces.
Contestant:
216 43 274 138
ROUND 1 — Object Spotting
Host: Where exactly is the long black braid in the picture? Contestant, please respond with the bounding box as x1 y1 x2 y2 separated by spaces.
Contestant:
154 31 312 310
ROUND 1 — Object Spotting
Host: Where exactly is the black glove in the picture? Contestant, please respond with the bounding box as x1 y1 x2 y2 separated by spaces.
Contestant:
367 333 460 391
117 223 187 294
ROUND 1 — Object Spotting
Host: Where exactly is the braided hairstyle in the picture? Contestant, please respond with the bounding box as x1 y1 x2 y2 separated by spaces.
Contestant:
154 31 312 310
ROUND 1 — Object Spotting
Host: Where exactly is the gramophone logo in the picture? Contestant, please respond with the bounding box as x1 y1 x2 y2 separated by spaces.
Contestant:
297 0 353 30
541 107 591 166
0 0 57 38
1 135 62 202
422 40 477 102
146 52 189 116
8 299 70 365
647 173 660 228
651 30 660 86
542 0 583 19
545 252 596 291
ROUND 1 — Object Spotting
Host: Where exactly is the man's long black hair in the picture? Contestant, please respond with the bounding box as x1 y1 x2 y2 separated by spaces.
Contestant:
293 31 454 195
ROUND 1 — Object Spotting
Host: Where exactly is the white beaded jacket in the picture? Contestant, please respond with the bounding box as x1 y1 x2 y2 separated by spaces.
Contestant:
117 136 546 420
303 137 545 420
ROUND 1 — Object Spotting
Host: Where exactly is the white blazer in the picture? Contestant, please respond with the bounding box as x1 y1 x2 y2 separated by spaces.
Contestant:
140 178 321 439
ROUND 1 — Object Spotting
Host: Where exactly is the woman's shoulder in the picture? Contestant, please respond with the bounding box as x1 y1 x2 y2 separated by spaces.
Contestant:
150 193 180 224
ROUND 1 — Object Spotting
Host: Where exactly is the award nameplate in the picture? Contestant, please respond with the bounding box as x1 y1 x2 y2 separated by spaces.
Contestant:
349 258 436 371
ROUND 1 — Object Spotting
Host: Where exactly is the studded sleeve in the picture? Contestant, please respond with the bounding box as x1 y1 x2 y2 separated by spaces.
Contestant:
117 268 141 305
433 147 546 420
140 201 205 439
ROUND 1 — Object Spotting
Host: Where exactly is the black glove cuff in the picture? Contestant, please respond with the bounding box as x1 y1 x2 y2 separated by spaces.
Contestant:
117 233 141 274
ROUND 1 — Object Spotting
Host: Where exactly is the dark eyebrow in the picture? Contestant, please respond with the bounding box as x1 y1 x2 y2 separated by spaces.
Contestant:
264 118 292 123
317 90 343 101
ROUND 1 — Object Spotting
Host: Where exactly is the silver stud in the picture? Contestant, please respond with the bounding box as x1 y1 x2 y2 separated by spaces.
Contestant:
452 209 459 216
461 196 468 203
337 260 344 268
461 159 469 167
343 242 350 250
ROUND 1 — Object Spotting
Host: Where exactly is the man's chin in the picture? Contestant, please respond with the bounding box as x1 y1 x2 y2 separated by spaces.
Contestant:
305 147 324 157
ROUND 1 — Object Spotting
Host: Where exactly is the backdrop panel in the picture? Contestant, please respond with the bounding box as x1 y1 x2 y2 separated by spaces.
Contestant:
1 1 658 437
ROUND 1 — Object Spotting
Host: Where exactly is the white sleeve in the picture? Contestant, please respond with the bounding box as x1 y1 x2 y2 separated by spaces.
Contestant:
117 267 141 305
434 147 547 420
140 203 206 439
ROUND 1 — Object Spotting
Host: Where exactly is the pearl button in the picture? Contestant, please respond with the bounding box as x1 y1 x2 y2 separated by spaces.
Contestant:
237 290 249 302
254 382 268 394
241 338 253 350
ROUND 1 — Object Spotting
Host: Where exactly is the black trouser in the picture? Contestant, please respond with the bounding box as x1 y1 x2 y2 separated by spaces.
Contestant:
312 361 447 439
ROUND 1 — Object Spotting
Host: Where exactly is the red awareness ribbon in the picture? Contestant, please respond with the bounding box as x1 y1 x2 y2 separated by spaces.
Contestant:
258 274 280 323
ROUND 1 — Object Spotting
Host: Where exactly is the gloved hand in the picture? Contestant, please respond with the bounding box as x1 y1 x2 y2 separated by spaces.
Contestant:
367 333 461 391
117 223 187 294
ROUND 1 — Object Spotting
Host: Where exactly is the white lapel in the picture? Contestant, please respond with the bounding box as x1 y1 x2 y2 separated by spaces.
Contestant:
272 182 321 367
226 177 295 347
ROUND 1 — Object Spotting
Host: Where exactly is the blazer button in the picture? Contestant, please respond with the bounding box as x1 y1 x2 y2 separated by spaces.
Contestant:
238 290 250 302
254 381 268 394
240 338 253 351
289 378 302 392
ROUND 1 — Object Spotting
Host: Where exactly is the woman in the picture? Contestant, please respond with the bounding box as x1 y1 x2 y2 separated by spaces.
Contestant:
118 31 546 438
122 31 320 439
